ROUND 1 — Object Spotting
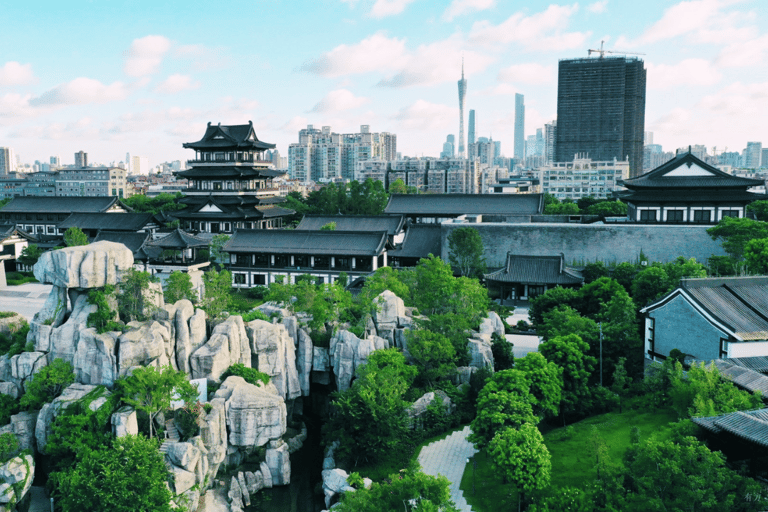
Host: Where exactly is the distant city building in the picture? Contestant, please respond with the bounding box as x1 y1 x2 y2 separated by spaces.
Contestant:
468 110 476 145
526 129 545 168
55 167 127 198
469 138 498 166
131 155 150 175
644 131 653 145
74 151 88 168
762 149 768 169
514 93 525 160
50 156 60 168
457 62 467 158
288 124 396 182
544 121 557 165
0 148 15 176
441 135 455 158
744 142 763 169
355 156 479 194
539 155 630 201
555 56 646 177
643 144 675 172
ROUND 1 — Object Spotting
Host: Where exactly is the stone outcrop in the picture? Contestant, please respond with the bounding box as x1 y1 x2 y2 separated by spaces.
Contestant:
0 454 34 510
266 439 291 486
117 320 174 376
296 328 313 396
245 320 300 400
478 311 505 338
0 412 38 453
190 316 249 382
173 301 207 375
35 383 106 453
73 329 118 386
199 398 227 483
111 406 138 438
467 337 494 370
33 241 133 289
407 390 455 428
329 330 387 392
48 293 97 366
216 376 286 448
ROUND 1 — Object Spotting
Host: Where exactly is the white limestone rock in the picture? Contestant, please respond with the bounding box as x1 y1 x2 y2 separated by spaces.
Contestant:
259 461 273 489
33 241 134 289
165 442 202 473
200 398 227 476
372 290 405 332
245 320 300 400
322 468 354 494
10 352 47 386
407 390 455 427
222 376 286 447
173 300 196 374
479 311 505 338
453 366 477 386
48 293 96 366
312 346 330 372
189 308 207 352
329 330 377 392
111 406 138 438
467 337 494 370
35 383 100 453
266 441 291 486
0 411 38 453
117 320 173 376
0 382 19 400
0 455 34 506
73 329 118 386
296 328 313 396
170 464 197 494
190 316 250 382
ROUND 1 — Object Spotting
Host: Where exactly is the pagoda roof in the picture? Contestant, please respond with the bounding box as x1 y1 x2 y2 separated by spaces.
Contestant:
224 229 387 256
173 195 294 221
183 121 275 151
175 166 285 179
147 228 209 249
296 214 405 236
623 151 764 189
485 253 584 285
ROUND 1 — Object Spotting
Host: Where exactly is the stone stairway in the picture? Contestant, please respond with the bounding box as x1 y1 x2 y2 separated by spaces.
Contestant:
160 419 180 454
417 425 477 512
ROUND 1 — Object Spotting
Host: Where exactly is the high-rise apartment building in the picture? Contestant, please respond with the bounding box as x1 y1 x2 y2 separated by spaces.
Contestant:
288 125 396 182
457 62 467 158
468 110 476 145
544 121 557 165
555 56 646 177
0 148 15 175
441 135 455 158
744 142 762 168
514 94 525 160
131 156 150 175
50 156 60 168
74 151 88 168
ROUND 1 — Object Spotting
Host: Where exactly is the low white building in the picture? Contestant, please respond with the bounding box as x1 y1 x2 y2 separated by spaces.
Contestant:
538 155 629 200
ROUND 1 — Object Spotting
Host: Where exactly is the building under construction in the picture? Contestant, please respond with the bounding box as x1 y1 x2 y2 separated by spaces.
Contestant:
554 56 646 178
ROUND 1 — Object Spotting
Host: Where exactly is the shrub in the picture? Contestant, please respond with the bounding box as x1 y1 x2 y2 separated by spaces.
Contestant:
0 432 19 463
174 401 203 441
20 358 75 411
0 321 30 357
241 309 270 323
491 332 515 371
0 394 19 425
221 363 270 386
87 285 122 334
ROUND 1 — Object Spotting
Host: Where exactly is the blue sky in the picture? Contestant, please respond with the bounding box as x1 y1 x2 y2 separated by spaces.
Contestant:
1 0 766 168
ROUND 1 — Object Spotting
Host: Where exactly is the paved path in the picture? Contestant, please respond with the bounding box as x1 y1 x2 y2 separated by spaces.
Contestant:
418 425 477 511
0 283 53 321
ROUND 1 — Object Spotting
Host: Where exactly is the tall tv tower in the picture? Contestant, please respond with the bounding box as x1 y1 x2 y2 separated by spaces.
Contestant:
457 58 467 158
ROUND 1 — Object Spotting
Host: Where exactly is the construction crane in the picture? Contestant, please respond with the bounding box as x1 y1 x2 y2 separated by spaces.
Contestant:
588 40 645 58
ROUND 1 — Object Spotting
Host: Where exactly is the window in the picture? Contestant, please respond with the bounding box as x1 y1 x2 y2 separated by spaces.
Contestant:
639 210 657 222
666 210 684 222
254 253 270 267
313 256 330 269
233 273 247 285
294 255 309 268
648 318 655 355
253 274 266 285
274 254 290 268
721 210 739 218
335 257 351 270
693 210 711 222
719 338 728 358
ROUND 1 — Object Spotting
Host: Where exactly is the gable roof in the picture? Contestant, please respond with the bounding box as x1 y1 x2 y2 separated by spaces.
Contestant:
58 212 155 231
485 253 584 285
182 121 275 151
1 196 125 214
642 276 768 341
692 408 768 447
389 224 441 259
623 151 764 189
0 224 36 243
224 229 388 256
296 215 405 236
384 193 543 216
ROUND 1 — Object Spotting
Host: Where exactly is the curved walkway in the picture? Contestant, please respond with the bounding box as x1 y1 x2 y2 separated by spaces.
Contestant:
417 425 477 511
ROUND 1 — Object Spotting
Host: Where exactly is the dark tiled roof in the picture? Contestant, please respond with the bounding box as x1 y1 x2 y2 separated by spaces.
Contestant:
174 195 294 221
624 152 764 189
692 409 768 447
1 196 122 213
224 229 387 256
175 167 285 179
384 194 543 216
485 253 584 285
0 224 34 242
681 277 768 340
94 231 151 257
147 228 209 249
618 189 766 203
182 122 275 150
58 212 155 231
297 215 405 236
389 224 441 259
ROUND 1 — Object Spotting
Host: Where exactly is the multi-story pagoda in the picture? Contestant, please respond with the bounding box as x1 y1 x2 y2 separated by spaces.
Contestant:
174 122 294 234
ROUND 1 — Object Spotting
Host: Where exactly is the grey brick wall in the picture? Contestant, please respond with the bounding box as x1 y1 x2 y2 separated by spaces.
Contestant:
650 294 726 360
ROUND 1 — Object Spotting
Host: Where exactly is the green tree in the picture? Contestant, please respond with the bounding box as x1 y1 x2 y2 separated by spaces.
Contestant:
20 358 75 410
491 332 515 371
122 192 185 214
586 200 629 217
64 226 88 247
348 178 389 215
209 233 231 265
515 352 562 419
670 361 762 418
325 349 417 466
577 195 602 211
528 487 594 512
335 468 459 512
357 266 410 313
117 269 159 322
747 200 768 221
631 266 671 307
538 305 599 347
707 217 768 261
581 261 609 283
744 237 768 274
406 329 456 387
201 268 232 321
528 286 580 326
544 202 580 215
54 434 173 512
447 226 486 278
470 391 536 451
611 357 632 413
612 261 639 293
320 221 336 231
489 424 551 512
577 276 630 318
163 271 197 305
116 365 196 439
388 178 408 195
663 256 707 285
539 334 596 420
18 243 43 268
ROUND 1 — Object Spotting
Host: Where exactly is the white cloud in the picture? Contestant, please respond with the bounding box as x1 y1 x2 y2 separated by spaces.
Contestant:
469 4 590 51
280 115 311 134
443 0 495 22
29 77 130 106
302 32 494 87
497 63 554 84
0 93 33 119
479 83 521 95
370 0 416 18
124 35 172 77
155 74 200 94
647 58 722 89
394 100 455 131
588 0 608 13
311 89 369 113
717 33 768 68
0 62 35 86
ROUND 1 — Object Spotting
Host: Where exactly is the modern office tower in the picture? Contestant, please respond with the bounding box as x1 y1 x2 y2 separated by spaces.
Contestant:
468 110 476 145
544 120 557 164
457 61 467 157
74 151 88 168
0 148 15 175
526 130 545 167
441 135 455 158
744 142 763 168
555 56 646 177
514 94 525 160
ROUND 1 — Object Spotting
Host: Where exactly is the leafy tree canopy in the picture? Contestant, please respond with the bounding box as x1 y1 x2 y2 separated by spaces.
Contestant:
744 237 768 274
515 352 563 419
585 200 628 217
544 202 580 215
18 244 43 268
469 391 536 451
335 469 459 512
64 226 88 247
21 358 75 411
117 269 160 322
631 266 671 308
202 268 232 321
707 217 768 260
447 226 486 278
489 424 551 510
406 329 456 386
540 334 596 418
122 192 186 214
163 271 197 305
747 200 768 221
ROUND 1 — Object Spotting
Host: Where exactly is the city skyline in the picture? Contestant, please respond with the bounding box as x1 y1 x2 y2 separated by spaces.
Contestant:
1 1 767 166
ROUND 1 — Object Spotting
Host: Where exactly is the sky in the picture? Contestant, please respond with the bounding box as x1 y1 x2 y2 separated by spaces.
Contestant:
1 0 767 168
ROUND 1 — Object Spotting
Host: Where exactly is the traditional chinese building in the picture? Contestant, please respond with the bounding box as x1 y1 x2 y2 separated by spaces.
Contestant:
174 122 294 234
484 253 584 303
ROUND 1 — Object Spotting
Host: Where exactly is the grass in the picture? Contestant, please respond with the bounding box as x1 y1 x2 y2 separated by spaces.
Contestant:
460 407 679 512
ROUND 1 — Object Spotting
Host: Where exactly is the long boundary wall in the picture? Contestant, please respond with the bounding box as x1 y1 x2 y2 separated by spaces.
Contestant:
441 223 727 268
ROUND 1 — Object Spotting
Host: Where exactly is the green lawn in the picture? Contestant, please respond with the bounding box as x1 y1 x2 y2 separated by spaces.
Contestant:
460 407 679 511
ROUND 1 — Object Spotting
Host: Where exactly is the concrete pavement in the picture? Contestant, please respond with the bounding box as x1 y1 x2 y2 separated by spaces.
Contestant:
0 283 53 321
418 425 477 511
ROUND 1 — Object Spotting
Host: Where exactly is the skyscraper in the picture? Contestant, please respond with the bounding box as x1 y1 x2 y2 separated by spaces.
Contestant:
744 142 762 168
74 150 88 168
555 56 646 177
514 94 525 160
457 60 467 158
468 110 476 145
0 148 15 175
